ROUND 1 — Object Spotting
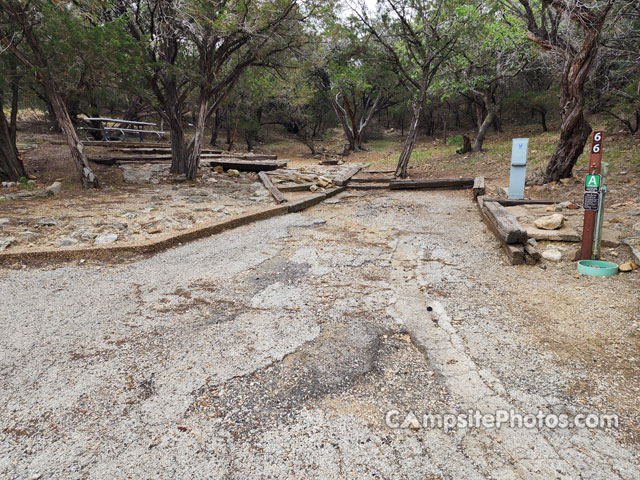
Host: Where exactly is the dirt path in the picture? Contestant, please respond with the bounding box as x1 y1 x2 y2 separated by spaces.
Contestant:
1 189 638 479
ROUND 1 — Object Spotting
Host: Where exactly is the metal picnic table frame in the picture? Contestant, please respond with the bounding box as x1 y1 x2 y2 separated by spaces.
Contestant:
79 117 166 142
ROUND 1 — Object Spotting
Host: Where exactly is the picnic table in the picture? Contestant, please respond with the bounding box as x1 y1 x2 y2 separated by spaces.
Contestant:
79 117 166 142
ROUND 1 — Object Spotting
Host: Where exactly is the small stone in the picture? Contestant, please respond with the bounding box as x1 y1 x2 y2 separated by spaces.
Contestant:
609 217 623 224
496 186 509 198
534 214 565 230
569 248 581 261
526 237 537 246
147 228 162 234
559 178 571 185
633 222 640 233
227 169 240 177
317 179 330 188
0 218 9 226
619 262 638 272
310 185 319 192
628 208 640 216
123 212 137 219
38 218 58 226
213 166 224 174
45 181 62 195
545 206 554 212
0 236 15 251
93 233 118 245
567 203 579 209
4 182 16 188
55 237 79 247
538 263 547 270
542 249 562 262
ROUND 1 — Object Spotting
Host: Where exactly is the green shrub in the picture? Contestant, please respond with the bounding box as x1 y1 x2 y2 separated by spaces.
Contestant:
448 134 463 147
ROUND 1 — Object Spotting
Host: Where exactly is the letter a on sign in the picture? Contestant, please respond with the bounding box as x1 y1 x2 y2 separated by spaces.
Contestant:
585 174 600 189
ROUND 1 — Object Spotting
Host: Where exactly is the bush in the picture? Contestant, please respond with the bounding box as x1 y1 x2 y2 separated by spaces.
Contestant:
448 134 463 147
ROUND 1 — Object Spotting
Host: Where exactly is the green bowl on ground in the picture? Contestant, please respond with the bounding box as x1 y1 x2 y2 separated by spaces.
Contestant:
577 260 618 277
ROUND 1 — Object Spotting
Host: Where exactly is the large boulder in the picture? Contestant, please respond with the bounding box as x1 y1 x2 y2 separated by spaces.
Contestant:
534 213 565 230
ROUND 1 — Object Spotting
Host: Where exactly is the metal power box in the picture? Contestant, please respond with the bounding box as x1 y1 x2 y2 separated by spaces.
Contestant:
508 138 529 199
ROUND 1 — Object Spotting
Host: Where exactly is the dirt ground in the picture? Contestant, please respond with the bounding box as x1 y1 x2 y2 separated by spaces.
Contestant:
1 188 639 479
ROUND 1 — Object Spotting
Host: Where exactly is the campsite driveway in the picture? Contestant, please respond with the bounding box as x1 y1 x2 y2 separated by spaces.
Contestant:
1 189 639 479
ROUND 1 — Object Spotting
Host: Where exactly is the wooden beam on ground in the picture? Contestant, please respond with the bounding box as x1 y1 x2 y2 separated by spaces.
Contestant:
258 171 287 204
206 153 277 161
482 200 528 244
278 182 315 192
365 170 395 174
82 141 170 148
348 183 389 190
108 147 222 155
473 176 485 199
350 176 394 184
288 192 327 213
205 159 287 172
389 177 474 190
483 198 556 207
334 165 362 186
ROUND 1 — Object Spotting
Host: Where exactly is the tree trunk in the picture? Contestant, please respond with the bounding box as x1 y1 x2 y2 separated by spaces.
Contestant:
539 2 614 183
209 109 222 146
183 91 208 180
473 106 496 152
42 79 99 188
0 99 25 181
395 76 428 178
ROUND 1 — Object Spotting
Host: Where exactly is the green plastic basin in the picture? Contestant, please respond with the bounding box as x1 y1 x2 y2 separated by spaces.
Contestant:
577 260 618 277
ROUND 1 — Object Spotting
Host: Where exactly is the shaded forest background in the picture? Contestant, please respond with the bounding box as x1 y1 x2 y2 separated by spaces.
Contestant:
1 0 638 185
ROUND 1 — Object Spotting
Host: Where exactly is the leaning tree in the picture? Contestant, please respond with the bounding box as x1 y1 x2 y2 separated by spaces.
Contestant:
355 0 480 177
503 0 618 182
0 0 100 187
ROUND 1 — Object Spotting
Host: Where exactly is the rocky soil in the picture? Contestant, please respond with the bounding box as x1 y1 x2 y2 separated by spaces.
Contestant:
1 189 638 479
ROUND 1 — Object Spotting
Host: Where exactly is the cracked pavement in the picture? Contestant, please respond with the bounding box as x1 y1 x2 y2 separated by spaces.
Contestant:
1 189 638 479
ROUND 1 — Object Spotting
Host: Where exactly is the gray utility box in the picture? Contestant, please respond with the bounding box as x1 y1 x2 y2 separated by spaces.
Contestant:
508 138 529 200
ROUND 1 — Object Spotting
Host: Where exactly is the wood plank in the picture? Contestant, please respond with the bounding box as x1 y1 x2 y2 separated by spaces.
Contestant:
278 182 315 192
389 177 474 190
503 243 526 265
473 176 485 199
348 183 389 190
205 159 287 172
334 165 362 186
288 192 327 213
365 169 395 174
524 244 541 260
258 171 287 204
81 141 170 148
482 200 528 244
108 147 222 155
483 198 555 207
350 176 394 184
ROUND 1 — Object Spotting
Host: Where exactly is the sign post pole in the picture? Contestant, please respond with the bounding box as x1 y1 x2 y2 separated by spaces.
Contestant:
592 162 609 259
580 131 603 260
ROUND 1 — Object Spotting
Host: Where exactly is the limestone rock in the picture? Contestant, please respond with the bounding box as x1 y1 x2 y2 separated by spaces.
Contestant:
534 213 564 230
525 225 580 242
55 237 79 248
227 169 240 177
619 262 638 272
0 218 9 226
624 237 640 264
542 249 562 262
94 233 118 245
0 236 15 251
45 181 62 195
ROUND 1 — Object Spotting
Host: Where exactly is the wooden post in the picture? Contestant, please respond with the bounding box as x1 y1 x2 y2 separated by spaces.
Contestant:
580 131 603 260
